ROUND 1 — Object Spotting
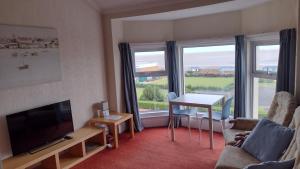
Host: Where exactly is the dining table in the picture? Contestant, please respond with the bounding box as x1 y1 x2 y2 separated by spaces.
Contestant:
169 93 225 149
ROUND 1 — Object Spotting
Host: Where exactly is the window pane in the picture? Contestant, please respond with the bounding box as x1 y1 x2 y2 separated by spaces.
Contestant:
255 45 280 73
183 45 235 113
135 76 168 113
134 50 168 113
134 51 165 73
252 78 276 119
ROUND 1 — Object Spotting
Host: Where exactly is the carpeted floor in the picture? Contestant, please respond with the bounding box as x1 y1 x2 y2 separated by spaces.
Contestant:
72 128 224 169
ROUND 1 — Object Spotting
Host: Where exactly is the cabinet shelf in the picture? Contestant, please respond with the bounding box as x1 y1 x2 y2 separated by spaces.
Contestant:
86 144 106 157
3 127 106 169
59 154 82 169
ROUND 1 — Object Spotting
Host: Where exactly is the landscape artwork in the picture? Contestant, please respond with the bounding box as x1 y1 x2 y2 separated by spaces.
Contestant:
0 24 62 90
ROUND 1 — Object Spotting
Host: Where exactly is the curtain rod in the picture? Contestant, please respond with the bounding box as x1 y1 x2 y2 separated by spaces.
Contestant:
129 31 279 46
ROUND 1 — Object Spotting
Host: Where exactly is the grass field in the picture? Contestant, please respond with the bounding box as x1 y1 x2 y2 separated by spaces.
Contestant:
150 76 234 89
136 88 168 100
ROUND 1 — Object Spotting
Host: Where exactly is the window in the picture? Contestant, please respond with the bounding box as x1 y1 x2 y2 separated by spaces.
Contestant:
181 44 235 113
133 49 168 113
255 45 280 74
251 43 280 119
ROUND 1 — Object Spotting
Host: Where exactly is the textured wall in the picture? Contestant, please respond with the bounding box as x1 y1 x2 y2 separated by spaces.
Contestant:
241 0 297 34
174 11 241 40
0 0 107 158
123 20 174 42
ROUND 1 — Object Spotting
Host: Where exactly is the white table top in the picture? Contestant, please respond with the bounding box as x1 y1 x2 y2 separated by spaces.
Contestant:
169 93 224 107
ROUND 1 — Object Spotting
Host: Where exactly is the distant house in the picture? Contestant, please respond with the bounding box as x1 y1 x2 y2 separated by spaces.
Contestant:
0 43 6 49
136 63 163 72
7 43 18 49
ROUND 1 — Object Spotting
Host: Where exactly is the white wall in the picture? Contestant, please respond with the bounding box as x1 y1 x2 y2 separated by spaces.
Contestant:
241 0 297 34
0 0 107 158
122 0 297 42
123 21 174 42
174 11 242 40
111 20 124 112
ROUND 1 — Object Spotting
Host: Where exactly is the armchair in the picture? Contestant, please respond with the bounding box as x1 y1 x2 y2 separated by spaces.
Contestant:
223 91 297 145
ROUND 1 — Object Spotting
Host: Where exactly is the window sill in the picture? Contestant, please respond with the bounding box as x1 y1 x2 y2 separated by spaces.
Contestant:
140 111 169 119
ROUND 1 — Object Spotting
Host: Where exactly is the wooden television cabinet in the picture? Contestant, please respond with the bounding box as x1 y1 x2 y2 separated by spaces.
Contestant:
3 127 106 169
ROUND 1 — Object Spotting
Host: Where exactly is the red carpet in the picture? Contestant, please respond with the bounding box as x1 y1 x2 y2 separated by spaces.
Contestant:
72 128 224 169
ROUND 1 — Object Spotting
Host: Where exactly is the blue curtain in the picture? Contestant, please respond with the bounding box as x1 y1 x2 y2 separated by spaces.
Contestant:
234 35 246 118
166 41 181 127
119 43 144 132
166 41 180 95
276 28 296 94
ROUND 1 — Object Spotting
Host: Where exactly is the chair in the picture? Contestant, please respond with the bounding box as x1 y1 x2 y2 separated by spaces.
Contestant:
200 97 233 132
223 91 297 145
167 92 197 138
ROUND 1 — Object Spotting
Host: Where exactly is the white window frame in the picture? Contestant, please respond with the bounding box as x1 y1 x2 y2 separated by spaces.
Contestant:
177 38 235 95
247 33 279 118
131 44 167 77
130 43 169 116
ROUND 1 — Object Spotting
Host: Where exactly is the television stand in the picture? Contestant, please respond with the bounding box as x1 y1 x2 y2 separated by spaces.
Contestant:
3 127 106 169
29 138 66 155
64 135 73 140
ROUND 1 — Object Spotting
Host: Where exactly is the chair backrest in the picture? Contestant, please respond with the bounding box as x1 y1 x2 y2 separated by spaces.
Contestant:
221 97 233 120
280 106 300 169
267 91 298 127
168 92 180 111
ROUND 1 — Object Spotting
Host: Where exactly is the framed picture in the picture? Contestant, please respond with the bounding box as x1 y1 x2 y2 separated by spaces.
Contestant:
0 24 62 90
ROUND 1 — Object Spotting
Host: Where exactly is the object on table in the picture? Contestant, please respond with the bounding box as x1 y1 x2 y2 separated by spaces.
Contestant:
97 101 109 117
104 115 122 121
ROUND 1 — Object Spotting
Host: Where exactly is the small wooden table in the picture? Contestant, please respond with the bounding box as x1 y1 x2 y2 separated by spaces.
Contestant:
169 93 224 149
89 112 134 148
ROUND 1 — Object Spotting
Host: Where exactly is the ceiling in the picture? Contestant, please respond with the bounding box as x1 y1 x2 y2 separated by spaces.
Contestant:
93 0 196 12
90 0 273 20
118 0 272 21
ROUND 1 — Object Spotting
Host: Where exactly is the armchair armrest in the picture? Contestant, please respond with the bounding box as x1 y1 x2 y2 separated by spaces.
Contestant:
229 118 259 131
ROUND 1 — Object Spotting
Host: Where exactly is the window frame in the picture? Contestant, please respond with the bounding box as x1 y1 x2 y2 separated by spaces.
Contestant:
251 41 280 79
131 46 167 78
178 39 235 95
130 43 169 115
248 36 280 118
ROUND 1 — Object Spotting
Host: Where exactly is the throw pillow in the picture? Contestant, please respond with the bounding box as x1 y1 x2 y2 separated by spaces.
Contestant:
243 159 295 169
241 118 294 162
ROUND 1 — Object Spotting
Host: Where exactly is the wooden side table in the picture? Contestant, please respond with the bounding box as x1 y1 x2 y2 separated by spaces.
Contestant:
89 112 135 148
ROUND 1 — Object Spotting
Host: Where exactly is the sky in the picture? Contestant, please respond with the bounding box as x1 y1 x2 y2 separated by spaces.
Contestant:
134 45 280 70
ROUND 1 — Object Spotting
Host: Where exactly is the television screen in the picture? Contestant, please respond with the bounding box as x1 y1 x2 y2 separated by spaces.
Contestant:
6 100 74 156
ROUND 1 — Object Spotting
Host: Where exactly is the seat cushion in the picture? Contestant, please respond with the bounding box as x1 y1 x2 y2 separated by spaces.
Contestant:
215 146 260 169
174 108 197 116
223 128 247 145
243 159 295 169
202 112 222 120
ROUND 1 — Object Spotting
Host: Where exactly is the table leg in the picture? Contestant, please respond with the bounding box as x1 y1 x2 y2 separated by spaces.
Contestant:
208 106 214 149
221 97 225 106
113 125 119 149
169 103 175 141
129 117 135 138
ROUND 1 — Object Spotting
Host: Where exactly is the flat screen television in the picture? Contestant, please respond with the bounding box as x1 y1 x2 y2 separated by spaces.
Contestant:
6 100 74 156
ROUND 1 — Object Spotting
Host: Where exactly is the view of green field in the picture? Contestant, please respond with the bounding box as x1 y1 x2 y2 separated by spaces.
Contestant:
136 76 235 113
150 77 234 89
136 76 274 119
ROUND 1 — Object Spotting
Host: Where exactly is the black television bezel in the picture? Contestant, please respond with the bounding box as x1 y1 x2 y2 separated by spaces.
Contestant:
6 100 74 156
